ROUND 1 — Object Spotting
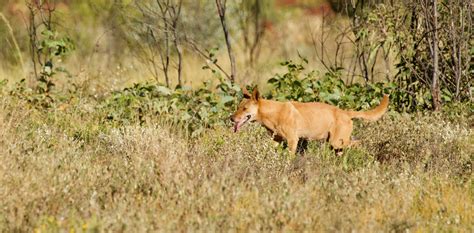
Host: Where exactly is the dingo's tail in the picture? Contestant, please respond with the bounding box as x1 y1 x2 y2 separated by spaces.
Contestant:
347 95 389 121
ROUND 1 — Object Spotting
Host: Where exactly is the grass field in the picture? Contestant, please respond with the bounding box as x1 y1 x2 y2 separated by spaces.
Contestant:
0 0 472 232
0 92 472 232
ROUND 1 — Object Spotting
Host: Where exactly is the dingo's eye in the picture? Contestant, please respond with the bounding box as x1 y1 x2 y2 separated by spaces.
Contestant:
243 107 247 111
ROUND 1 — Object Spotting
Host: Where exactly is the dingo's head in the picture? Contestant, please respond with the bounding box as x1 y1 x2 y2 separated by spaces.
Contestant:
231 87 260 132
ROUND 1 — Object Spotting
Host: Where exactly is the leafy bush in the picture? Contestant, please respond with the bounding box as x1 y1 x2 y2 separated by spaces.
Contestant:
100 77 241 137
266 58 465 112
98 57 470 137
360 1 472 108
26 1 75 96
267 58 391 111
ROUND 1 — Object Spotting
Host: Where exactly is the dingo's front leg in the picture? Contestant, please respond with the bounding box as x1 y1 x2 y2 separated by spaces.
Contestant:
287 136 299 155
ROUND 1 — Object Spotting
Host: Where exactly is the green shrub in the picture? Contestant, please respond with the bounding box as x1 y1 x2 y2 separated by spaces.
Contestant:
99 77 240 137
266 58 458 112
97 57 470 138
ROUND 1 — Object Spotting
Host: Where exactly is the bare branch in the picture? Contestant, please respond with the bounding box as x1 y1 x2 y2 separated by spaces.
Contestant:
216 0 237 82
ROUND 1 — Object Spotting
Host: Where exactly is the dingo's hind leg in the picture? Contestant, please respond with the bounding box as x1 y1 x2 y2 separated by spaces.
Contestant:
329 117 353 150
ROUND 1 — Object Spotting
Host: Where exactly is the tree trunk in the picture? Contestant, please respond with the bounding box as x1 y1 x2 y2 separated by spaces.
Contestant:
171 0 183 87
216 0 237 82
431 0 441 111
174 37 183 87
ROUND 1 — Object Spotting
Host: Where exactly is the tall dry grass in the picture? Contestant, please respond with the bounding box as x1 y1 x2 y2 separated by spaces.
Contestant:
0 93 472 232
0 13 24 72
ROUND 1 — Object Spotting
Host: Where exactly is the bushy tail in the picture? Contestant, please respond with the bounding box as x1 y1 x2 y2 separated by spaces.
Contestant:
347 95 389 121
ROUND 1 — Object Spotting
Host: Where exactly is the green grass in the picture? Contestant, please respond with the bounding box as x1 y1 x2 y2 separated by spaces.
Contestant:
0 93 472 232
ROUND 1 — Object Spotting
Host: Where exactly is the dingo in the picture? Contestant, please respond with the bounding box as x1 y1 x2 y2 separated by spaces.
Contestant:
231 87 389 154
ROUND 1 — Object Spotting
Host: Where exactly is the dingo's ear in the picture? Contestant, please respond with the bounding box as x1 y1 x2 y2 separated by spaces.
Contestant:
252 87 260 101
242 87 251 99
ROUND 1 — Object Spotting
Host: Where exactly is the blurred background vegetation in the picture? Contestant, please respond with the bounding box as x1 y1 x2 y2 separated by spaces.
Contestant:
0 0 472 120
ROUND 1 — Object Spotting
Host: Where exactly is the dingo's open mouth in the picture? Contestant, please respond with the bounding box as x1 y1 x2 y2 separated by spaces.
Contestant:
233 115 251 132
